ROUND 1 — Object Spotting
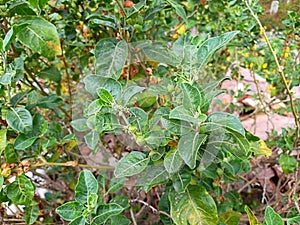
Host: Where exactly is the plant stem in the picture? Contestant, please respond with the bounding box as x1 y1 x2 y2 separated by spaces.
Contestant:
244 0 299 147
130 207 138 225
31 161 114 170
130 199 172 218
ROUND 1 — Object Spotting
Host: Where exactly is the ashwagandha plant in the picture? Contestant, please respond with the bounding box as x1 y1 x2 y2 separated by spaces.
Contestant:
56 30 272 224
1 0 296 224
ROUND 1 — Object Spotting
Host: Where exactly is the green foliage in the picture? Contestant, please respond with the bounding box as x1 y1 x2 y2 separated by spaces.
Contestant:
245 205 300 225
0 0 298 224
278 153 297 174
56 170 125 224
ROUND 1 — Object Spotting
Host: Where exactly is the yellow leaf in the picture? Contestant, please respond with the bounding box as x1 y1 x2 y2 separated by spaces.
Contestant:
245 206 262 225
177 25 185 35
251 139 272 156
66 140 78 152
147 60 159 68
172 33 179 39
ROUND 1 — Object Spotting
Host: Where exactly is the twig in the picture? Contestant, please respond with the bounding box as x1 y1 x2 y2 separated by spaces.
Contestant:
31 161 114 170
261 175 268 204
238 175 257 193
130 199 172 218
130 207 137 225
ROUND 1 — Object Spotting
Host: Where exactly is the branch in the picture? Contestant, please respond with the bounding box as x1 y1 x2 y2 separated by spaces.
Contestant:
130 199 172 218
31 161 114 171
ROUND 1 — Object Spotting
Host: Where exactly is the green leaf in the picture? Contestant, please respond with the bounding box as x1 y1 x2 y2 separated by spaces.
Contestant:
135 91 157 109
118 84 145 106
172 170 191 193
3 24 29 51
149 148 165 161
159 191 172 224
13 57 24 82
8 1 36 16
128 107 148 132
56 201 85 221
15 16 62 59
0 129 7 156
14 134 38 150
83 75 109 97
181 82 201 112
264 206 283 225
75 170 98 204
229 132 250 157
197 31 239 71
7 174 35 205
169 106 206 125
207 112 245 136
6 108 33 133
88 193 98 209
115 151 149 178
145 130 168 148
107 177 126 194
37 94 62 109
172 32 196 65
110 195 130 210
0 175 4 191
169 185 218 225
287 216 300 225
28 0 48 8
136 162 169 192
33 113 48 135
178 132 207 169
0 72 13 85
107 215 131 225
71 118 89 132
24 203 39 225
95 113 122 134
90 19 118 30
279 154 297 173
143 41 181 67
94 38 128 79
84 131 100 150
11 92 28 107
167 0 187 22
144 4 166 20
245 205 261 225
100 78 122 101
92 203 124 225
69 216 86 225
38 66 61 82
97 173 108 190
4 144 18 163
97 88 114 103
85 99 106 116
219 210 242 225
161 117 192 135
164 149 183 174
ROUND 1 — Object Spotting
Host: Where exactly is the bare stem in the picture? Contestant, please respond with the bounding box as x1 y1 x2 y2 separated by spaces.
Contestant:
31 161 114 170
130 199 172 218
